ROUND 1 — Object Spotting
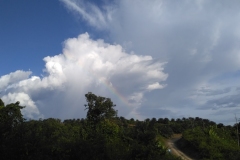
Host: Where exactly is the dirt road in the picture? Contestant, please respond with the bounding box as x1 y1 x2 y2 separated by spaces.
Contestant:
167 135 193 160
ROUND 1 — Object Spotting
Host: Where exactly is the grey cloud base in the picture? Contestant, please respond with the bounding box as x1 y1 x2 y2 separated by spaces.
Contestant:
61 0 240 124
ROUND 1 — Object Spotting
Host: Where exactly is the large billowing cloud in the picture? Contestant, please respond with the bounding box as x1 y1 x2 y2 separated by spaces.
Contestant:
60 0 240 124
0 33 167 120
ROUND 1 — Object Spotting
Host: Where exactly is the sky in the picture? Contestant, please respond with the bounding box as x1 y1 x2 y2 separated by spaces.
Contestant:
1 0 240 125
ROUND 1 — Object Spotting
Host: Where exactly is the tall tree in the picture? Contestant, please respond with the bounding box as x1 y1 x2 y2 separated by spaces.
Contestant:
84 92 117 124
0 99 25 159
0 99 4 107
0 100 25 130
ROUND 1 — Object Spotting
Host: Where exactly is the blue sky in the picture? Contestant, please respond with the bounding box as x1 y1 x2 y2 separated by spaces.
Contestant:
1 0 240 124
0 0 96 75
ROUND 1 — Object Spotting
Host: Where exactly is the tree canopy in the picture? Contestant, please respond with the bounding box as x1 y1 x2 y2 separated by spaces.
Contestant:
85 92 117 123
0 93 239 160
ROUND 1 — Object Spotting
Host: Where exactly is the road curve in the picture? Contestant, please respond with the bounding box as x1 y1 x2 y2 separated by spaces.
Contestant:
167 135 193 160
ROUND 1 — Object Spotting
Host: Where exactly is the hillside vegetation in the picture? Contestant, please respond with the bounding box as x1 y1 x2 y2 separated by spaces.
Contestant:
181 126 240 159
0 92 239 160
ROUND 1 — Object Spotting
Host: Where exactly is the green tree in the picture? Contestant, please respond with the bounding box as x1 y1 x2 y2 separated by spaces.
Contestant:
0 99 25 159
0 99 4 107
84 92 117 124
0 100 25 132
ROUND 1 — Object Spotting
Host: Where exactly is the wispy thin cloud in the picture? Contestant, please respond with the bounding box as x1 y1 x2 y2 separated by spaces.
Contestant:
60 0 113 30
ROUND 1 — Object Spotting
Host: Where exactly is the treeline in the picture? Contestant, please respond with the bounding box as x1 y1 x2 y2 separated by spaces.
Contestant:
0 93 180 160
0 92 240 159
180 125 240 159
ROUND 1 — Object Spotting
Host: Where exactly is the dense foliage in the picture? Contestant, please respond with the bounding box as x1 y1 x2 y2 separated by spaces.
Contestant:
0 93 179 160
0 93 239 159
182 125 240 159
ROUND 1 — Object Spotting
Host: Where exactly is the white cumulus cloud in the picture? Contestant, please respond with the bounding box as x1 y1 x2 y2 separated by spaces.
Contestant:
0 70 31 91
0 33 167 120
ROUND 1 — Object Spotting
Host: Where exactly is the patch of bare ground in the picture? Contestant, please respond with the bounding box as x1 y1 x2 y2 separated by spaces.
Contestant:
166 134 199 160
